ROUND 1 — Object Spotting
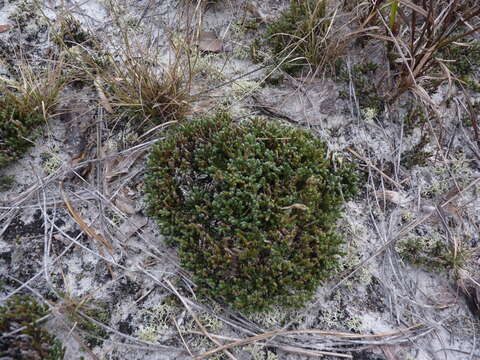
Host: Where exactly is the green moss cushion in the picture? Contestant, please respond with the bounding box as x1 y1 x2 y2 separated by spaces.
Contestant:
145 112 357 312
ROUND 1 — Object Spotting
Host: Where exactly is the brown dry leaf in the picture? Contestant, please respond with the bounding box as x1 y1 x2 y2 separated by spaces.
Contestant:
115 194 136 215
105 150 145 182
0 25 12 33
197 31 223 53
60 182 115 255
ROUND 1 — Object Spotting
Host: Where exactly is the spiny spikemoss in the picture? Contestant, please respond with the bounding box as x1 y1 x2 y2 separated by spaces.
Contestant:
442 38 480 78
0 175 15 192
69 302 111 348
0 295 65 359
145 112 357 312
396 234 466 271
0 96 45 168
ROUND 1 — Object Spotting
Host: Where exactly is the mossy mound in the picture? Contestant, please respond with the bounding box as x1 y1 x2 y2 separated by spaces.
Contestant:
0 97 45 168
0 295 65 359
145 113 357 312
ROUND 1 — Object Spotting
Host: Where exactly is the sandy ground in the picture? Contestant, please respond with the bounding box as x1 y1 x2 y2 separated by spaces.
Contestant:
0 0 479 359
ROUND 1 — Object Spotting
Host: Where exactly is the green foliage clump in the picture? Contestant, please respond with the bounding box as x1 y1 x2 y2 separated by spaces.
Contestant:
0 295 65 359
443 38 480 78
396 236 465 272
441 38 480 91
145 112 357 312
66 301 111 348
0 63 65 169
0 97 45 168
267 0 329 74
80 307 110 348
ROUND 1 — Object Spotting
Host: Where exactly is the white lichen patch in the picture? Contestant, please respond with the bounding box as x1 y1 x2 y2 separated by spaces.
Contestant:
8 0 39 22
192 53 227 82
419 153 476 197
229 79 260 100
181 310 223 334
317 306 342 329
40 146 62 175
246 345 279 360
136 303 179 342
396 232 444 257
345 316 363 332
336 217 374 286
247 305 295 330
361 107 378 122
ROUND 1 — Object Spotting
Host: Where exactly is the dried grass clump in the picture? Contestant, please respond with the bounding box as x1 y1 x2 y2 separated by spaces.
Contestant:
0 62 65 168
90 36 195 133
144 112 357 312
267 0 350 75
53 14 98 49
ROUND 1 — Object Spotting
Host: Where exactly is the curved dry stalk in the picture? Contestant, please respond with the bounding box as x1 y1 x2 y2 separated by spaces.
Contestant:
195 323 425 359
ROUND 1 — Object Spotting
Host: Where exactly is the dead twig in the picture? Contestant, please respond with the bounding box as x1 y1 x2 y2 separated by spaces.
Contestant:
60 180 116 279
347 147 404 189
165 279 238 360
195 324 425 359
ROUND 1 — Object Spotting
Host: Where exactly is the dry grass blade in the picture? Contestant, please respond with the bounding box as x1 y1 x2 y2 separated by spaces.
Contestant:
94 75 114 114
463 89 480 151
165 279 238 360
60 182 114 256
347 147 404 189
195 323 425 359
332 176 480 291
187 331 354 358
173 316 194 357
1 58 67 167
397 0 428 17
